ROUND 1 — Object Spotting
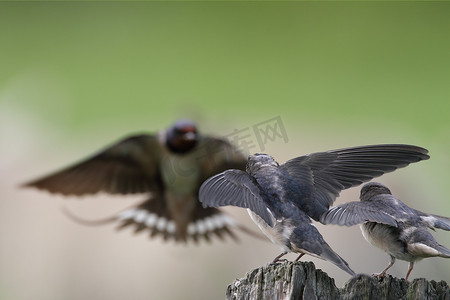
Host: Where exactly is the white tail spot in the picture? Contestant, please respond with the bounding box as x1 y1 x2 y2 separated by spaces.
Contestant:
203 217 215 232
117 208 137 220
134 210 148 223
211 215 224 229
196 220 206 235
156 217 167 231
187 223 196 235
145 213 157 227
167 221 176 234
221 214 237 227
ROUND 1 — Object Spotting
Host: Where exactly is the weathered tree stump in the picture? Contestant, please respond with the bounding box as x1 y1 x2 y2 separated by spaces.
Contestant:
226 261 449 300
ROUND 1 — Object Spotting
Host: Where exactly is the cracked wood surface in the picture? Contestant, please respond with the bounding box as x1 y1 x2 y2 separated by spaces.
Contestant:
226 261 449 300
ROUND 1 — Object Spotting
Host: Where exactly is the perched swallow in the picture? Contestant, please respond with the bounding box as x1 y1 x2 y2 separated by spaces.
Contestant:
199 145 429 275
23 119 255 243
320 182 450 281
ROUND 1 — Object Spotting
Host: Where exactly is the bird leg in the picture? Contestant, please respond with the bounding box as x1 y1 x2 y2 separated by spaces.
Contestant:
405 262 415 282
272 252 288 263
373 256 396 278
295 253 305 262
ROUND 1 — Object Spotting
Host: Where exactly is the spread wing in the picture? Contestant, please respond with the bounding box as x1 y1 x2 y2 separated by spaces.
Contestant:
280 144 429 220
22 134 162 195
199 169 276 226
415 211 450 231
320 201 398 227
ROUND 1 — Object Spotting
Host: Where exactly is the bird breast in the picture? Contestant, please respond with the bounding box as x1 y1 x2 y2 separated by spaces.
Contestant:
160 152 201 194
247 209 292 253
361 222 416 262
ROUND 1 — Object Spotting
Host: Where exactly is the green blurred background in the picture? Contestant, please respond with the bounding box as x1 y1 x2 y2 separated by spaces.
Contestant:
1 2 449 300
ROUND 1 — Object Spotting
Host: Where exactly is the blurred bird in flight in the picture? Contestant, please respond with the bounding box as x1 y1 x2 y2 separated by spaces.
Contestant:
23 119 259 243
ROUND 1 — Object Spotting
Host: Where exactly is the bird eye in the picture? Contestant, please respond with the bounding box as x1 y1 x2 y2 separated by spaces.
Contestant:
180 126 196 134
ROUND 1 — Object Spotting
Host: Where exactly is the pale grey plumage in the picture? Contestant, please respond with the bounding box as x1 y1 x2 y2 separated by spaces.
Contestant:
321 182 450 281
200 145 430 276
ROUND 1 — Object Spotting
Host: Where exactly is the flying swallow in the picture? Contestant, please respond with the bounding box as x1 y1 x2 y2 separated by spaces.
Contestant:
321 182 449 281
23 119 256 243
199 145 429 275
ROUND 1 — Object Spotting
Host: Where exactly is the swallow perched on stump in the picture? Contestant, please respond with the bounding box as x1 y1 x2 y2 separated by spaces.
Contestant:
199 144 429 275
321 182 450 281
23 119 257 243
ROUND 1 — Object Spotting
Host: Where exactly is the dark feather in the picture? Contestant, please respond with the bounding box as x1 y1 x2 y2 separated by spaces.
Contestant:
199 169 275 226
23 135 161 195
417 212 450 231
320 202 398 227
290 226 355 275
280 144 429 220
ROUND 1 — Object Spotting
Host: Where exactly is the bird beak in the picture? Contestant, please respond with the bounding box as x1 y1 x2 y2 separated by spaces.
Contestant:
184 132 196 141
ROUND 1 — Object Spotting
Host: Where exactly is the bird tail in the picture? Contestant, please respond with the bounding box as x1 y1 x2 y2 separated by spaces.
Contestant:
291 226 355 276
436 244 450 258
62 200 266 244
318 244 356 276
61 205 118 225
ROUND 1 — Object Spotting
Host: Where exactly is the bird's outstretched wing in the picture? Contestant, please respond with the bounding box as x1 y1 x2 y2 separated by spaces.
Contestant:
320 201 398 227
415 211 450 231
199 169 276 226
22 134 162 195
280 144 429 220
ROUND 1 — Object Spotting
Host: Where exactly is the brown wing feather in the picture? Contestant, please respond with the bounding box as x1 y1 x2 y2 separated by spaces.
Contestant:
196 136 247 183
23 134 162 195
280 144 429 220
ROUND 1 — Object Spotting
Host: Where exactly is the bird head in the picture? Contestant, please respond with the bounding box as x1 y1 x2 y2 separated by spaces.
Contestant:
166 119 199 154
246 153 279 173
360 182 392 202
